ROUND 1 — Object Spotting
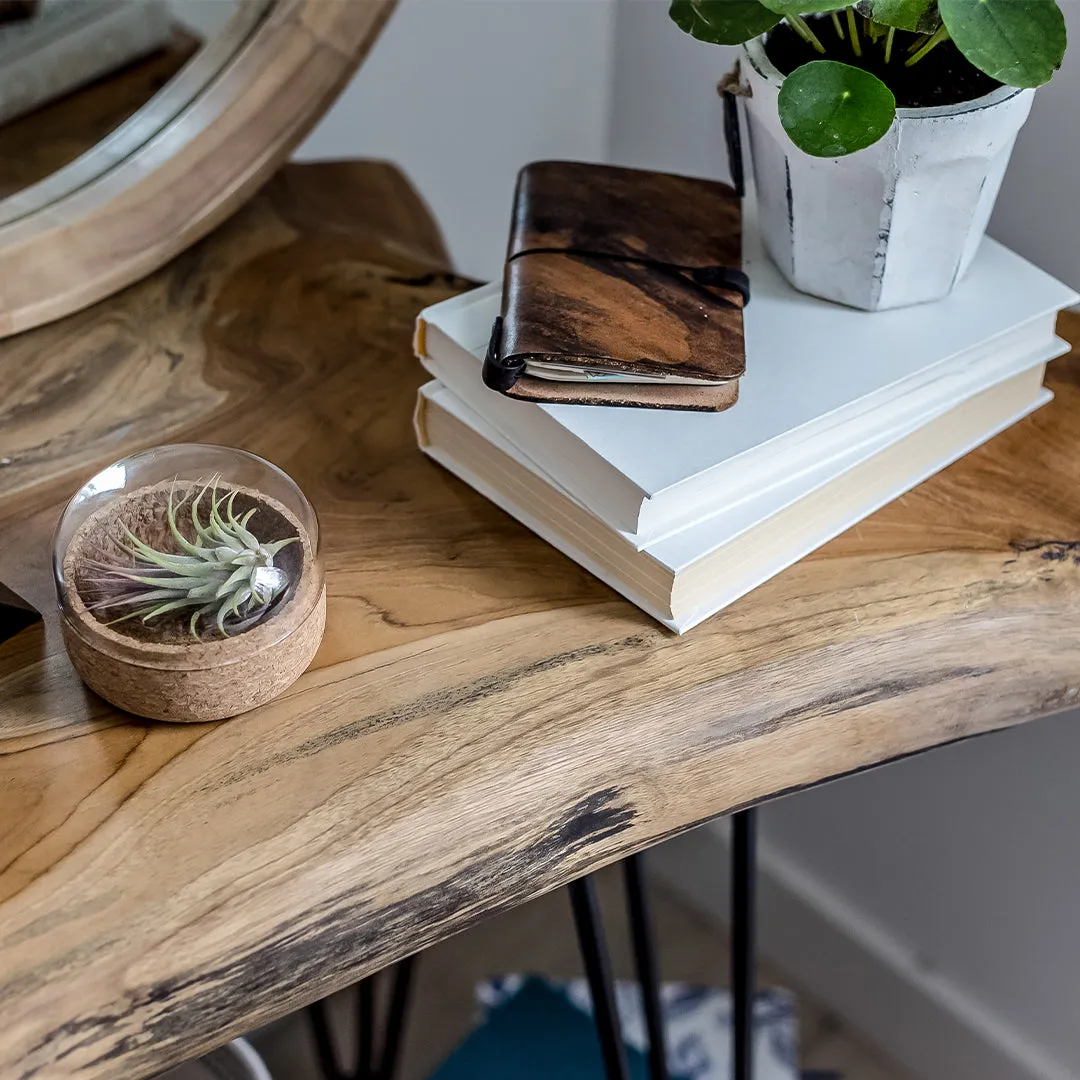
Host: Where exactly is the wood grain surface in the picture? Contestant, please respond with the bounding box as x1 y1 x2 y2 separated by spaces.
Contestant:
2 161 1079 1079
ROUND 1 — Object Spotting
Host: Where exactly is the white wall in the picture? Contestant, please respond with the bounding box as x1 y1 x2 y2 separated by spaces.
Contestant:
759 712 1080 1078
607 0 736 179
295 0 617 281
987 1 1080 293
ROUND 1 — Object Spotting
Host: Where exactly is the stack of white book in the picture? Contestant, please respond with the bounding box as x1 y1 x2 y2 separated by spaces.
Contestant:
413 208 1077 632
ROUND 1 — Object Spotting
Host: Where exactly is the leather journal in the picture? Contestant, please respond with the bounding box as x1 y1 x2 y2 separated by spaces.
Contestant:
482 161 749 412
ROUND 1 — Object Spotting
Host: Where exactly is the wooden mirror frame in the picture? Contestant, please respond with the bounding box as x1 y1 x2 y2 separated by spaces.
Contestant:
0 0 396 339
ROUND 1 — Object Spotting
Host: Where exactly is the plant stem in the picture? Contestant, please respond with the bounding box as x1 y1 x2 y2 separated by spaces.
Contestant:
846 6 862 57
884 25 895 63
831 9 845 39
788 13 826 54
906 23 949 66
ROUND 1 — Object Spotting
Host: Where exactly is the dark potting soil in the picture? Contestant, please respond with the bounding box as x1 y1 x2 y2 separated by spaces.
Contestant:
765 16 1003 109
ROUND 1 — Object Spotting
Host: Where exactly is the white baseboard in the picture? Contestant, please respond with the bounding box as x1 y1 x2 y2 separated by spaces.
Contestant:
650 822 1075 1080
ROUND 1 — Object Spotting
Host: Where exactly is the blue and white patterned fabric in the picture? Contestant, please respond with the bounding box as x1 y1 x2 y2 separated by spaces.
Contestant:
476 976 798 1080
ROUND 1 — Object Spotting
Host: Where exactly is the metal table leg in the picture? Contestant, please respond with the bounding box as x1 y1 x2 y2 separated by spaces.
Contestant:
379 955 415 1080
306 959 415 1080
308 986 361 1080
623 853 669 1080
732 808 757 1080
569 874 632 1080
357 977 375 1079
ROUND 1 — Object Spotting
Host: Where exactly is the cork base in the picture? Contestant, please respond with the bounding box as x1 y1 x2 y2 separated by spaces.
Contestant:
61 585 326 722
58 479 325 723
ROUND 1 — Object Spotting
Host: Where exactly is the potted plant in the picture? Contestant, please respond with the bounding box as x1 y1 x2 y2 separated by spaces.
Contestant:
53 444 325 723
670 0 1067 310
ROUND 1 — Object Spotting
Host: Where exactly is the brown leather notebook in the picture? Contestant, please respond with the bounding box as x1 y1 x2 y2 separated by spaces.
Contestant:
483 161 748 412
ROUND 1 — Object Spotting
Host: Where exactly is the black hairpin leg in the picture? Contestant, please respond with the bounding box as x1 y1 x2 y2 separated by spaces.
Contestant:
308 989 357 1080
379 955 416 1080
569 875 632 1080
732 808 757 1080
623 854 669 1080
306 959 415 1080
357 977 375 1079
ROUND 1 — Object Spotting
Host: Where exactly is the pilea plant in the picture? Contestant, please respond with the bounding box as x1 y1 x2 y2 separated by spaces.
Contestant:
87 478 298 639
670 0 1066 156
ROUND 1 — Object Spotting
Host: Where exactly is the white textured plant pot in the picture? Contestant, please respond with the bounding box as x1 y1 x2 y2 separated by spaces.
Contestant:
741 38 1035 310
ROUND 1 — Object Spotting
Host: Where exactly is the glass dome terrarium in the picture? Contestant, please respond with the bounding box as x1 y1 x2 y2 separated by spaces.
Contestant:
53 444 325 723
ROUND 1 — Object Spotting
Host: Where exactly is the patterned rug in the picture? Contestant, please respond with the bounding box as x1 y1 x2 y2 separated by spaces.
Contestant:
430 975 799 1079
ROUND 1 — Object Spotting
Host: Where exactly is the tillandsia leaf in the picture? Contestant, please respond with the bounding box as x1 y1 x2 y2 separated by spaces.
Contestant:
215 564 253 599
88 477 298 639
119 535 223 576
778 59 896 156
190 602 216 640
191 481 217 547
141 599 196 622
263 537 299 558
166 482 205 558
668 0 780 45
938 0 1065 88
86 583 186 608
225 491 260 550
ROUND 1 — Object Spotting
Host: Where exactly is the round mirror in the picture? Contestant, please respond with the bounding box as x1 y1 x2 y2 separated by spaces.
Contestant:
0 0 395 338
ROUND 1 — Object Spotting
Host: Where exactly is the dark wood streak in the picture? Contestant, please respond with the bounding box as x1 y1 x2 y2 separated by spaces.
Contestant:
206 635 653 790
18 788 637 1079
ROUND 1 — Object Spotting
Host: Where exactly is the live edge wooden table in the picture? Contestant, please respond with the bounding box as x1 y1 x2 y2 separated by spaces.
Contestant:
2 161 1080 1080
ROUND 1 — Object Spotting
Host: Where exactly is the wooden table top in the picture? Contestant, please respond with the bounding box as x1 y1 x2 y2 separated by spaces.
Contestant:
2 161 1079 1079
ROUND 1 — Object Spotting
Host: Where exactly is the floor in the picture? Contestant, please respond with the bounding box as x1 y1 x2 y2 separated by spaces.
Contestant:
252 865 914 1080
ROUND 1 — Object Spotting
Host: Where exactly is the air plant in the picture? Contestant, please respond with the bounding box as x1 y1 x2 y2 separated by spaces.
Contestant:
87 477 298 639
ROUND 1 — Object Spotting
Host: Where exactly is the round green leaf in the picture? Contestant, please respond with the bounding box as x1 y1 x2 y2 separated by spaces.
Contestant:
778 60 896 156
759 0 846 13
857 0 937 31
668 0 779 45
938 0 1066 88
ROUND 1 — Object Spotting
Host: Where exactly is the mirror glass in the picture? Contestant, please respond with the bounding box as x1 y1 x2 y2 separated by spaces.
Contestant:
0 0 271 222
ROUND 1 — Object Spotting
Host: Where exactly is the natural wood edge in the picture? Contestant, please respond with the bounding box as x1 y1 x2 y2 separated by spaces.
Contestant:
0 0 398 338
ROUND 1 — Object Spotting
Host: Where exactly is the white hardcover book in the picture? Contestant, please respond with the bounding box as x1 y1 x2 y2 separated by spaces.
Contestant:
415 367 1051 633
416 205 1076 546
